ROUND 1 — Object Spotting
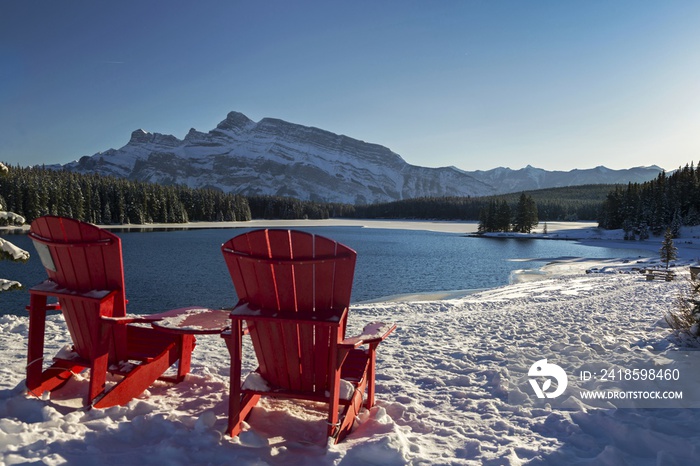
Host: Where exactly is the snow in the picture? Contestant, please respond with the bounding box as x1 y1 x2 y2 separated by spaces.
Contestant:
242 372 271 392
2 221 700 464
342 322 395 347
0 183 29 290
151 308 230 334
0 237 29 262
0 212 26 225
0 279 21 292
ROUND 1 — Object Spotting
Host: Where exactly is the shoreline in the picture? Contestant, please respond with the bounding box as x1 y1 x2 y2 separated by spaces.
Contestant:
6 218 697 304
1 218 598 235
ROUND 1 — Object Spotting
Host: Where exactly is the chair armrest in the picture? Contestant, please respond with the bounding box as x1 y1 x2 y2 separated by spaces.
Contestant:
103 307 228 330
101 315 160 325
28 280 115 313
230 301 348 326
340 322 396 349
25 302 61 312
151 308 231 335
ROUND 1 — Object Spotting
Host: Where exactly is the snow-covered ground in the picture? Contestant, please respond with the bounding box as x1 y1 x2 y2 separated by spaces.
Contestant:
2 221 700 465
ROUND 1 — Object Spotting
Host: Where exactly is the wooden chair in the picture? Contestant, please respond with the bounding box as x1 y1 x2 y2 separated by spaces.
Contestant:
25 216 197 408
221 229 395 444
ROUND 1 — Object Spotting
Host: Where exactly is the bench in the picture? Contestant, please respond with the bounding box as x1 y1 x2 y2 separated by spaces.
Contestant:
644 269 675 281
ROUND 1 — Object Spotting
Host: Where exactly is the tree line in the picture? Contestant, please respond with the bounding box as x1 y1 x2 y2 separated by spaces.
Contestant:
247 195 354 220
351 185 608 222
0 165 360 226
598 163 700 238
0 165 251 225
1 165 619 227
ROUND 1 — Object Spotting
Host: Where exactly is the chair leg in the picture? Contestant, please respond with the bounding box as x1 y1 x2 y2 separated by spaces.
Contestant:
225 321 261 437
93 343 178 409
26 294 48 395
227 393 261 437
334 389 364 444
87 352 109 405
176 334 196 382
365 343 379 409
327 350 343 439
26 295 85 397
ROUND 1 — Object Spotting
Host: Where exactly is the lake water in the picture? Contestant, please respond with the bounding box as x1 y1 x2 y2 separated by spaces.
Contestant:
0 226 650 316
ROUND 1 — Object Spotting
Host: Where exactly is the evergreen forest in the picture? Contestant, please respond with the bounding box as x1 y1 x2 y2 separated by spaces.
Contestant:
352 185 609 222
0 166 355 226
5 164 677 232
0 166 251 225
598 163 700 238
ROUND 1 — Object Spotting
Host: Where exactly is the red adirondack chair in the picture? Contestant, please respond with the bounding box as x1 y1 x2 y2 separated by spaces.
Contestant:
25 216 198 408
221 229 396 444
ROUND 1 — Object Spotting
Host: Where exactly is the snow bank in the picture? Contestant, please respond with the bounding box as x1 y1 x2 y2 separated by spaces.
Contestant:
2 257 699 465
0 238 29 263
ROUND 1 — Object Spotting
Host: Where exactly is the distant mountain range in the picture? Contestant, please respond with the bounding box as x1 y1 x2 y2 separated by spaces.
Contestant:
63 111 663 204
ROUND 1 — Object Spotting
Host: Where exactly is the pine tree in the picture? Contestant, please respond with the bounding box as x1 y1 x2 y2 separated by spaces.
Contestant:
496 200 512 232
671 208 682 238
660 228 678 271
513 192 539 233
477 207 487 233
0 163 30 291
638 222 650 241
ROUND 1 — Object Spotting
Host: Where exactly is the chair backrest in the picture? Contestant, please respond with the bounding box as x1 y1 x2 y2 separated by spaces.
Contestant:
29 216 127 360
222 229 357 394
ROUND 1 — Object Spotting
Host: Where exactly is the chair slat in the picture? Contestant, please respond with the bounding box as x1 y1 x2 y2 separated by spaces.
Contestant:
79 221 110 300
61 218 91 290
289 231 315 315
316 236 338 313
268 230 296 312
249 232 279 312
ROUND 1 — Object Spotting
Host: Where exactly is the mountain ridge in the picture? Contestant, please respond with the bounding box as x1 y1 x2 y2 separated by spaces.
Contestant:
63 111 663 204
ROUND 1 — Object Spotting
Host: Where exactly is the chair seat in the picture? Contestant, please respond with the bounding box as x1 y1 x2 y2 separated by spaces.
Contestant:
240 348 370 403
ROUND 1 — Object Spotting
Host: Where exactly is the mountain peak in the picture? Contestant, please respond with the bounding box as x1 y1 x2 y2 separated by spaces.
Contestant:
214 111 255 133
184 128 207 141
129 129 151 144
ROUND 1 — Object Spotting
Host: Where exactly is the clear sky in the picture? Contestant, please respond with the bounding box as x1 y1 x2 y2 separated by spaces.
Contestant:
1 1 699 172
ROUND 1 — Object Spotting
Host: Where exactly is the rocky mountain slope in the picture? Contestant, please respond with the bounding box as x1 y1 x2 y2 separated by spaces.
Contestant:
64 111 662 204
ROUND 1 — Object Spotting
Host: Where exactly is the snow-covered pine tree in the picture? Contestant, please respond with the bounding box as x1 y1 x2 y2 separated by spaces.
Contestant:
660 228 678 271
671 208 683 238
0 163 30 291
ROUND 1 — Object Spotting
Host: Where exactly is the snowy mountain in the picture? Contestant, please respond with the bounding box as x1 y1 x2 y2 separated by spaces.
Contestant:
64 111 662 204
468 164 663 193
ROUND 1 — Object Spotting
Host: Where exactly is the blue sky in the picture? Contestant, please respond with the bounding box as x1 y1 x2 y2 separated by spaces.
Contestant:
1 1 699 171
